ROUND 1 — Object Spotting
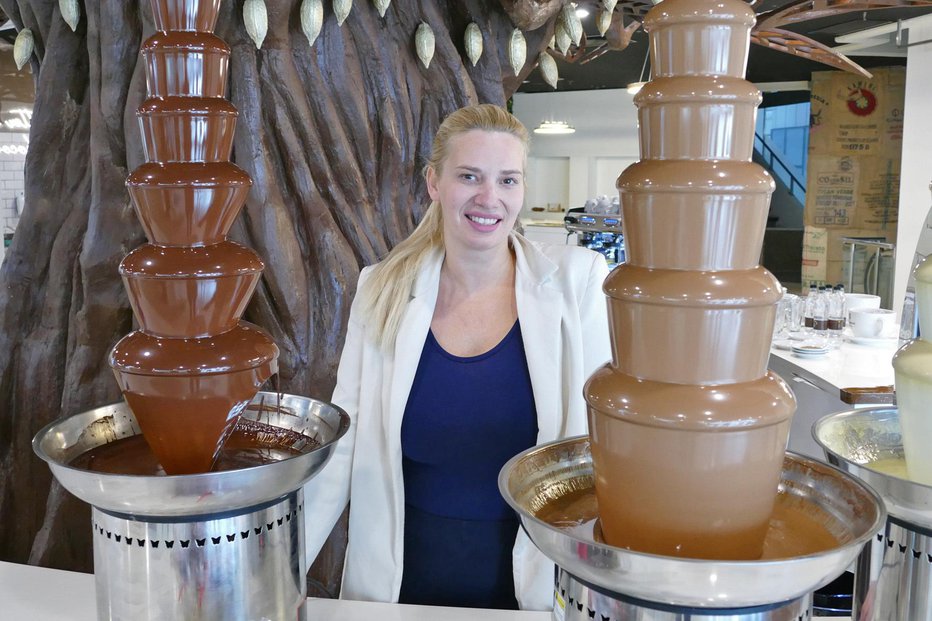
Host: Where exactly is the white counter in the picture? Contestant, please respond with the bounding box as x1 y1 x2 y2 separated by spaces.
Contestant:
770 335 898 460
0 560 549 621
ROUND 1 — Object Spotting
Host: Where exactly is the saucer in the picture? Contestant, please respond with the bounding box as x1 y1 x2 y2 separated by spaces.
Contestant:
847 334 898 347
772 338 794 351
792 344 830 357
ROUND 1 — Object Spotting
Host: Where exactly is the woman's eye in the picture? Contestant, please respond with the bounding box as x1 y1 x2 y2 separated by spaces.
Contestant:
460 173 476 182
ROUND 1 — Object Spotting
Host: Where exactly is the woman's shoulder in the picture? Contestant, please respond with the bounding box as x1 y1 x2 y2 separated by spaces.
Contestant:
514 234 606 274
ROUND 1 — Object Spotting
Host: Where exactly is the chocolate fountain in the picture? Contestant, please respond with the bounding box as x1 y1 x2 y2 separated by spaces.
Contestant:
501 0 885 618
32 1 349 619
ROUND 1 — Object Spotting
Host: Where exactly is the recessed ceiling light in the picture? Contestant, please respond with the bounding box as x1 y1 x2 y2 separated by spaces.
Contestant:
534 120 576 135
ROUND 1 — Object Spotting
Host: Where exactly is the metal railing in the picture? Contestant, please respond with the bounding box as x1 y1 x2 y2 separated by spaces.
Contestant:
753 132 806 204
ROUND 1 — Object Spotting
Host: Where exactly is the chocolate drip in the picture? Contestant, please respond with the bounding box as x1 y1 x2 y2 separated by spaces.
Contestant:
107 0 279 475
584 0 796 560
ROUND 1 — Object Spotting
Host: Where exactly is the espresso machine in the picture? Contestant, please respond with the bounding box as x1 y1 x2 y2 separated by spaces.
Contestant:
564 211 625 267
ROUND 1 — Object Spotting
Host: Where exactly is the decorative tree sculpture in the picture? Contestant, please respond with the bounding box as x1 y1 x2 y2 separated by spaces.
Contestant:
0 0 561 594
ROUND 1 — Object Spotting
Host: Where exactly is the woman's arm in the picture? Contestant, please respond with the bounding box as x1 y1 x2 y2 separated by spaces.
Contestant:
302 270 369 566
580 253 612 376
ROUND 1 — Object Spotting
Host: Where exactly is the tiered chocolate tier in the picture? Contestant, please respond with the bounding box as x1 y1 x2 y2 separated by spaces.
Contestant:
585 0 797 560
109 0 278 475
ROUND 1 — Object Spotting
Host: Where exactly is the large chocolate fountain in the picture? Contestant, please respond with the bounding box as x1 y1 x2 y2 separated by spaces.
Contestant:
501 0 885 618
33 1 349 619
587 0 793 561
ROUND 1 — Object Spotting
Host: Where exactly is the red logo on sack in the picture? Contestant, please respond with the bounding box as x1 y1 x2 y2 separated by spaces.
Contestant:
847 87 877 116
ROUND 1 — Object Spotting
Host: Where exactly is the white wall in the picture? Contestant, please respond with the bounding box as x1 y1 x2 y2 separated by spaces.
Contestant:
512 89 640 219
0 131 28 263
894 22 932 316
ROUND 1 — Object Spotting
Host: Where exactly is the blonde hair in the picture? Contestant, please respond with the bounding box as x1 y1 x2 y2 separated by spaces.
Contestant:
362 104 530 349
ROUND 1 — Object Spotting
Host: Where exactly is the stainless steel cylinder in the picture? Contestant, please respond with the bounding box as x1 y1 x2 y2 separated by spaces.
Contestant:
855 518 932 621
555 569 812 621
92 491 306 621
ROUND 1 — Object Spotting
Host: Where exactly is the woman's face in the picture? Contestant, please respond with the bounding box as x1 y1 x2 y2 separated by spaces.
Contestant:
426 130 525 255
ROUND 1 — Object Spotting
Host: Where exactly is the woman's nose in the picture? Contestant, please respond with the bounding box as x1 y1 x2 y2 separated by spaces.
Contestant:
474 181 498 205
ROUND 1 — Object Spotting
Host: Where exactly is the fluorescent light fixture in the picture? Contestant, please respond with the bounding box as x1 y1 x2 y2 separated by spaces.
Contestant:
533 120 576 135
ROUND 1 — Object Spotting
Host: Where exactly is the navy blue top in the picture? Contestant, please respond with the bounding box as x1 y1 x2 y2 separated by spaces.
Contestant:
399 320 538 608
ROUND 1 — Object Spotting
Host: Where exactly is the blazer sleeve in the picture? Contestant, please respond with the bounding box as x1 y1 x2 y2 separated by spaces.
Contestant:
580 253 612 376
302 269 370 566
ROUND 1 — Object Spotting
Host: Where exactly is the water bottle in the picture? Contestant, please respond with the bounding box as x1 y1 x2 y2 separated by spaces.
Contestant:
812 286 828 335
804 283 817 330
828 285 844 341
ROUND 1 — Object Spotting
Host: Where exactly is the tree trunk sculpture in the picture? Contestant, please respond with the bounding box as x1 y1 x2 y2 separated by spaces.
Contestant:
0 0 561 594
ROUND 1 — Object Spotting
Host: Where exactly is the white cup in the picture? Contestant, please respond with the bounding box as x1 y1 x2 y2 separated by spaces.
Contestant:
845 293 881 319
849 308 896 338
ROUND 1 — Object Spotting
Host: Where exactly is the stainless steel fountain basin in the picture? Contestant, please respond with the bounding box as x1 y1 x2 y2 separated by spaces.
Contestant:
33 391 349 518
500 435 885 608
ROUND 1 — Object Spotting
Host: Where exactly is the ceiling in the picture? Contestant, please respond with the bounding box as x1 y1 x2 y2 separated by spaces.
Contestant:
2 2 930 108
518 0 932 104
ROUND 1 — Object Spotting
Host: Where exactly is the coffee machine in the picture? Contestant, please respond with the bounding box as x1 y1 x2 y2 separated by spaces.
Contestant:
563 211 625 267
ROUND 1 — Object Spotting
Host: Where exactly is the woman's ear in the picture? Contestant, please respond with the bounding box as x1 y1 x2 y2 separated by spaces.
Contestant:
425 166 440 202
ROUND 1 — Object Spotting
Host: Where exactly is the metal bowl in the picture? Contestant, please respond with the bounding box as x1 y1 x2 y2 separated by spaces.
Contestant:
813 406 932 529
499 435 885 608
33 392 349 518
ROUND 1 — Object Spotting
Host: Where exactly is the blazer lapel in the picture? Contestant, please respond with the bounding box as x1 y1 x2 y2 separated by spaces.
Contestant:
387 251 443 447
513 235 564 443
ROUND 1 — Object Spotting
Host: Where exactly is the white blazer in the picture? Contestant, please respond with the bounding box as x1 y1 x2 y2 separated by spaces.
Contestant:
303 233 611 610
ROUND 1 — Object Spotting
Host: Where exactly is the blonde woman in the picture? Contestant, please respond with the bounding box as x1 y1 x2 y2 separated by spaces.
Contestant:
304 104 611 610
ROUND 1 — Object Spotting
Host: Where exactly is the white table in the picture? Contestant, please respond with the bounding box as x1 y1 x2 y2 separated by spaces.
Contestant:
0 560 549 621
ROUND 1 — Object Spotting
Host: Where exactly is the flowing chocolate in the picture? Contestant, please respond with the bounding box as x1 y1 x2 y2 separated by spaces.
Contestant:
127 162 252 247
142 31 230 98
585 0 796 560
109 0 279 475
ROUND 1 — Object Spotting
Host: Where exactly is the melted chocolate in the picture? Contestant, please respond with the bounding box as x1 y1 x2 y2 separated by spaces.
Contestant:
69 418 318 476
536 486 840 561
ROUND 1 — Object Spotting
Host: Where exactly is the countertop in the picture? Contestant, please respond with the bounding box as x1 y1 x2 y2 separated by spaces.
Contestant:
770 334 898 395
0 560 549 621
769 333 898 460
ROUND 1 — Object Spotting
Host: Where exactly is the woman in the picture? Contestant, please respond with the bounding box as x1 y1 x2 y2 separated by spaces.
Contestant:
303 104 611 610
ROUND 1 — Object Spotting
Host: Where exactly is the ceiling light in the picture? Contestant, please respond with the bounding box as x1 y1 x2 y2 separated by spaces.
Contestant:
576 8 590 18
533 120 576 135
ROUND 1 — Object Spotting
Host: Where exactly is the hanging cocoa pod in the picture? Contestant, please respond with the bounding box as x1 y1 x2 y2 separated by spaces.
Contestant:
539 52 558 89
334 0 352 26
243 0 268 49
13 29 34 71
597 8 612 36
555 22 571 55
301 0 324 47
59 0 80 32
415 22 435 69
561 3 583 46
373 0 390 18
508 28 526 76
464 23 482 67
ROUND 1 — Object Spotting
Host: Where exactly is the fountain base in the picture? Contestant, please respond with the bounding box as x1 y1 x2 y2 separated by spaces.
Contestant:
555 569 811 621
93 492 306 621
33 392 349 621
